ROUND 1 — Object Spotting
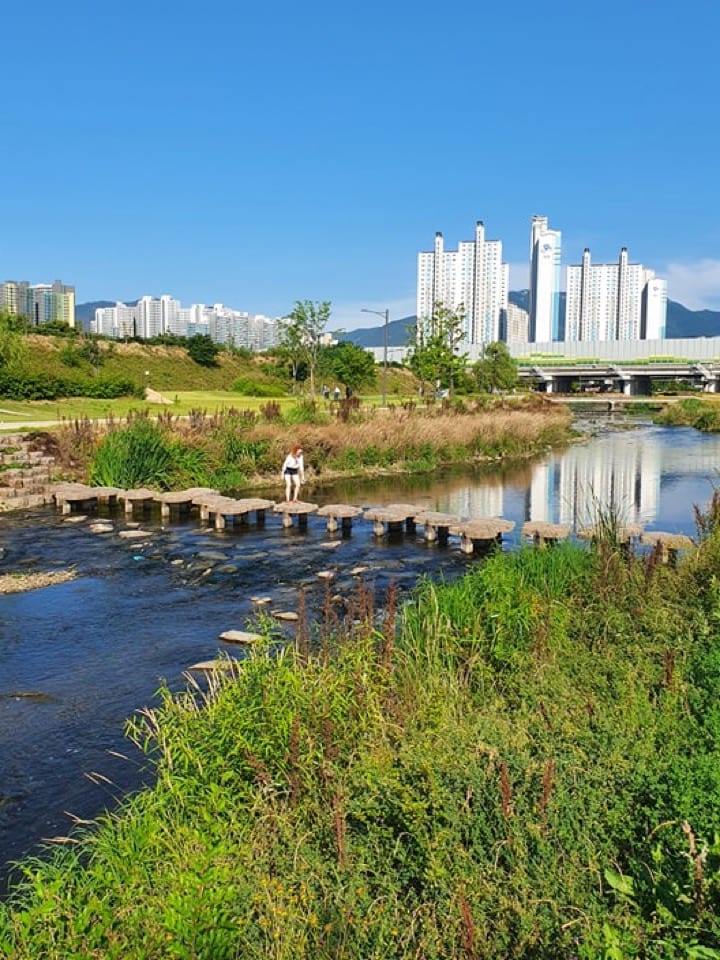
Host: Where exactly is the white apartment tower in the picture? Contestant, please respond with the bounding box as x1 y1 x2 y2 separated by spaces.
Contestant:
565 248 667 341
416 220 508 346
528 216 562 342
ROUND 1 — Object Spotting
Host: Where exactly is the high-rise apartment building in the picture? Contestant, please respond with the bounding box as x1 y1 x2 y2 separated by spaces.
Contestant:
0 278 75 327
565 248 667 342
92 297 279 350
416 220 508 346
528 216 562 342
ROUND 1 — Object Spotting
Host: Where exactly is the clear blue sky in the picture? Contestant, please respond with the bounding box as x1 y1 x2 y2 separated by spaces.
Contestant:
2 0 719 329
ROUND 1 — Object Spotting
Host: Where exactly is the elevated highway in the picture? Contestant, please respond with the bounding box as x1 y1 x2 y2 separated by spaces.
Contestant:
516 359 720 395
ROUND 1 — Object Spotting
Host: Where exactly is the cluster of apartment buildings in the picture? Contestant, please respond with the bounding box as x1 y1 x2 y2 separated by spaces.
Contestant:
91 297 279 351
0 279 280 352
0 279 76 328
417 216 667 348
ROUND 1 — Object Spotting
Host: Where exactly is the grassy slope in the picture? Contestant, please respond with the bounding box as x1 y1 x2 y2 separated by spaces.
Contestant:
0 337 419 426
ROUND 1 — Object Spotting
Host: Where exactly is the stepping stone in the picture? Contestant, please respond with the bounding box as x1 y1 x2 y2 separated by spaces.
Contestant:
118 529 153 539
185 659 239 673
272 610 299 621
317 570 335 580
89 522 114 534
219 629 264 644
250 595 272 605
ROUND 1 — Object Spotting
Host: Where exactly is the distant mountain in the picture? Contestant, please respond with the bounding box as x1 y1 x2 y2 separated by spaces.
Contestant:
666 300 720 338
335 316 414 348
74 300 138 331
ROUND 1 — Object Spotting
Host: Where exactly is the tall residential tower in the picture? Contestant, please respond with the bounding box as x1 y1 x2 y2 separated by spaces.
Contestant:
528 216 562 342
416 220 508 346
565 247 667 341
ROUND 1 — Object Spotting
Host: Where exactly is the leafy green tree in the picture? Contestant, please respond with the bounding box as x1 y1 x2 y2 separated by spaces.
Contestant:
38 319 75 337
473 341 519 393
187 333 220 367
0 312 27 370
408 302 468 397
321 340 376 392
278 300 331 397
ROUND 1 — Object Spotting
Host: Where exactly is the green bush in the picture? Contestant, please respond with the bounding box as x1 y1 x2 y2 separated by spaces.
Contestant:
232 376 287 398
89 420 176 488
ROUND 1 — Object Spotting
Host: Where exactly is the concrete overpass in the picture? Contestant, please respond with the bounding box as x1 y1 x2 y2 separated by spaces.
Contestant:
516 359 720 395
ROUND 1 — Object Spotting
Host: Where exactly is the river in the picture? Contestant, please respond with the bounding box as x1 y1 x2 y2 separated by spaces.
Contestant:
1 418 719 891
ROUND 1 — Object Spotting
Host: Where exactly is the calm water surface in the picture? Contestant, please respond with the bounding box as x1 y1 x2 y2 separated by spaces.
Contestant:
1 419 719 888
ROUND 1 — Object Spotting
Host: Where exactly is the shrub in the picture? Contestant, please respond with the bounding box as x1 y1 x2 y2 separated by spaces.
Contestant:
232 377 286 398
89 420 175 488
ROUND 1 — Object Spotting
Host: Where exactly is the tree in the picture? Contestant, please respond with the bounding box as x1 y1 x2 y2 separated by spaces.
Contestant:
0 312 26 370
278 300 331 397
187 333 220 367
320 341 376 392
473 341 519 393
407 302 468 397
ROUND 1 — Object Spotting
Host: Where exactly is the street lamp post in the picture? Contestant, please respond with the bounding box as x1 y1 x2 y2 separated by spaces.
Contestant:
361 307 389 407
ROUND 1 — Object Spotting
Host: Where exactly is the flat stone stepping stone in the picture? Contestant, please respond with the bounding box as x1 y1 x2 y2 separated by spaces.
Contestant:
185 659 239 673
272 610 299 621
118 488 158 515
91 486 122 503
522 521 571 545
316 503 363 532
272 500 319 529
350 565 370 575
450 518 515 553
200 497 276 530
50 483 98 514
578 523 644 544
363 507 409 536
317 570 335 580
63 514 87 524
319 540 343 549
218 629 264 644
385 502 426 532
89 522 114 534
250 596 272 605
414 510 461 543
154 490 197 518
118 529 153 539
641 531 695 563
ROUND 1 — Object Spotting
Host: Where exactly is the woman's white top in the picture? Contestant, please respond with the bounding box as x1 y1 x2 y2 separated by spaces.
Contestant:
281 453 305 477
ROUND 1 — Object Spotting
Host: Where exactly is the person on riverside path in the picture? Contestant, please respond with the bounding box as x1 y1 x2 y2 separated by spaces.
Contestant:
281 444 305 502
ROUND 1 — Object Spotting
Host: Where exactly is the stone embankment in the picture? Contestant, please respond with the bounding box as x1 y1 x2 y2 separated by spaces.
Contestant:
0 434 56 512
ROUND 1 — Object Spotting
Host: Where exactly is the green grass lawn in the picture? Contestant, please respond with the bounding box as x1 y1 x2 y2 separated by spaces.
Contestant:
0 390 422 431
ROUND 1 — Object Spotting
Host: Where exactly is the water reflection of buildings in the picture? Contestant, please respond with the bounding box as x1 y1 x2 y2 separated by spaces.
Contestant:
528 430 720 528
531 434 661 526
437 428 720 532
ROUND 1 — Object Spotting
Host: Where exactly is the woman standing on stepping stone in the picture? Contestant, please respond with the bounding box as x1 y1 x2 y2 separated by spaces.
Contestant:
281 444 305 502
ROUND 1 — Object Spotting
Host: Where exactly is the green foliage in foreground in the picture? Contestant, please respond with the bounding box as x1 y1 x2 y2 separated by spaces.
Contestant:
3 528 720 958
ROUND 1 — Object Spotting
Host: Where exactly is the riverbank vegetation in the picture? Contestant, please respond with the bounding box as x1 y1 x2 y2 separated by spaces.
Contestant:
655 397 720 432
38 396 572 492
2 501 720 957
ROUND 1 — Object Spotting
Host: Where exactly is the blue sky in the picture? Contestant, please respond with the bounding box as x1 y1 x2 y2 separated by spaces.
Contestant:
2 0 719 329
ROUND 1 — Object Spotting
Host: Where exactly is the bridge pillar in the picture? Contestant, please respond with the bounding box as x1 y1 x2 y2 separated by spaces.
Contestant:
622 379 633 396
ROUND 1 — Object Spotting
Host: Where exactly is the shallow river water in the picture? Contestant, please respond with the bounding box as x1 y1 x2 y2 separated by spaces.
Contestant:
1 419 719 889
